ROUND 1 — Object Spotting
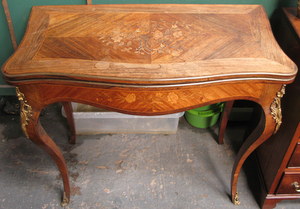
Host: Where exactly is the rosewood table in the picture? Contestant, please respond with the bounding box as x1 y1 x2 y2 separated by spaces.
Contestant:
1 4 297 206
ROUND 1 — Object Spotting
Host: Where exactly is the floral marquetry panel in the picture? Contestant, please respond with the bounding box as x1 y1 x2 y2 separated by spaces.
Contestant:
23 81 266 115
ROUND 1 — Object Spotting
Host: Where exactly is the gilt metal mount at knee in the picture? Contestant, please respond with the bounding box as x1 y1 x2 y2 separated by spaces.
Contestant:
16 87 33 138
270 84 286 134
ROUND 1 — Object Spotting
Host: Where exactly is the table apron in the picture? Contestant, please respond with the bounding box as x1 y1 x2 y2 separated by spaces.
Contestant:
17 81 281 115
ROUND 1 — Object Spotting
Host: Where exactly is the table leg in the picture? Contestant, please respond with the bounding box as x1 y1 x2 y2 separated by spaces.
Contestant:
16 88 71 206
62 102 76 144
218 101 234 144
230 105 276 204
230 84 285 204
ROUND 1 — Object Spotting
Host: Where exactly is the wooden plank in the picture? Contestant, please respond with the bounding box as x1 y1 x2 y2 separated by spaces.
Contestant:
2 0 18 50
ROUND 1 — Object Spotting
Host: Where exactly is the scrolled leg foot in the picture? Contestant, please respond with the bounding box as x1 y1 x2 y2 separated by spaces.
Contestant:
232 192 240 205
61 192 70 207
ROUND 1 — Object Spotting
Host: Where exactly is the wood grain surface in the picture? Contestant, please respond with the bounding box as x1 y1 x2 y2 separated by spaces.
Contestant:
2 4 297 85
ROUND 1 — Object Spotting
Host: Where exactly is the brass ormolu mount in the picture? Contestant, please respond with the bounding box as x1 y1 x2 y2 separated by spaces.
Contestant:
270 84 286 134
16 87 33 138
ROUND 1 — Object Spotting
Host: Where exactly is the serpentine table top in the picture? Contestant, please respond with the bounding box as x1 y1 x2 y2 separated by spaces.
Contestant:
2 4 297 207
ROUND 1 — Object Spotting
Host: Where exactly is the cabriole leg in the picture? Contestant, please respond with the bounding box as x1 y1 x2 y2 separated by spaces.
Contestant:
230 85 286 205
16 87 71 206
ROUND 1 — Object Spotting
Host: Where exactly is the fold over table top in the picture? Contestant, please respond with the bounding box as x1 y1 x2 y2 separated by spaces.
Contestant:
2 4 297 86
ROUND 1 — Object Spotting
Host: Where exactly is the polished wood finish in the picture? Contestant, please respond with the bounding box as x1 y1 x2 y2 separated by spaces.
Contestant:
1 4 297 206
255 8 300 209
277 172 300 194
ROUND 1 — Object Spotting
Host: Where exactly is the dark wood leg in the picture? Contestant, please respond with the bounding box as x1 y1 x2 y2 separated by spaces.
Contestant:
218 101 234 144
62 102 76 144
230 106 275 205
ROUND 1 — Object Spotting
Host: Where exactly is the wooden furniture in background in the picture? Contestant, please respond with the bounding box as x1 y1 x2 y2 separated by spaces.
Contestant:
255 8 300 209
1 4 297 206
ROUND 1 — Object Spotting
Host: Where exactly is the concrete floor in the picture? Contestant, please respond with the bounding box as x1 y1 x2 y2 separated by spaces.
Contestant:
0 104 300 209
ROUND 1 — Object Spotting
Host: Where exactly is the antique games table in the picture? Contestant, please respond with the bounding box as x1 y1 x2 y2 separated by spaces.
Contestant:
1 4 297 206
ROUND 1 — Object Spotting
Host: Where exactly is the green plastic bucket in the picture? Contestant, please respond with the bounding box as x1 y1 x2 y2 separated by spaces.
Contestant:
185 103 224 128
